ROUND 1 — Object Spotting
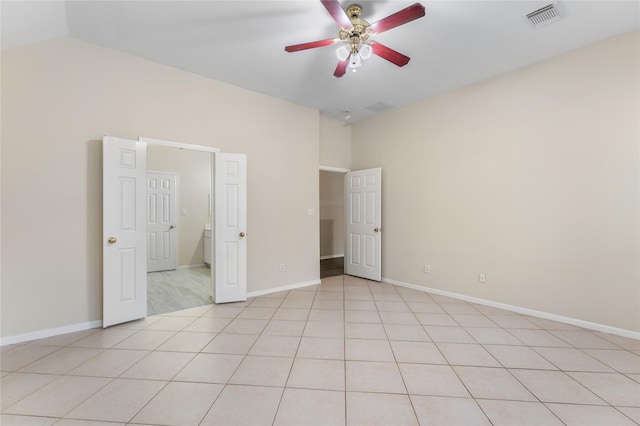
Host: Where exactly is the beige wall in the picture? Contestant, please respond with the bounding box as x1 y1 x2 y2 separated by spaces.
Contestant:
147 146 211 267
320 115 351 169
1 38 320 339
352 30 640 332
320 170 344 258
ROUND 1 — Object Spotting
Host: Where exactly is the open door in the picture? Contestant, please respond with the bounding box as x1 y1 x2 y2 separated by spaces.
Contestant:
103 136 148 327
214 153 247 303
345 168 382 281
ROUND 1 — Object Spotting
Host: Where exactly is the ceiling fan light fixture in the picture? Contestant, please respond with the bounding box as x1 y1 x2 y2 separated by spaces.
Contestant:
349 52 362 69
336 45 350 61
359 43 372 60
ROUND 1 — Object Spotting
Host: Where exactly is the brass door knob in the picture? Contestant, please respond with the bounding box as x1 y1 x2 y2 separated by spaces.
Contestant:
239 232 246 238
374 228 380 233
108 237 117 244
170 225 175 229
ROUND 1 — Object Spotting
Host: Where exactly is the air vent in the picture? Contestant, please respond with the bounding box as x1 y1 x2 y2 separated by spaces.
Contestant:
525 3 561 28
366 102 394 113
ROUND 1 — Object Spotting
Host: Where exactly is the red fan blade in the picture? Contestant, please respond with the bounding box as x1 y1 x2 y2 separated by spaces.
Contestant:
320 0 352 29
370 3 425 34
372 42 410 67
334 54 350 78
285 38 337 52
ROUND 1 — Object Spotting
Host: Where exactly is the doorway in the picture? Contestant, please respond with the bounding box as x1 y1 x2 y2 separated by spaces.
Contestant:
319 169 346 278
103 136 248 327
146 145 212 315
319 166 383 281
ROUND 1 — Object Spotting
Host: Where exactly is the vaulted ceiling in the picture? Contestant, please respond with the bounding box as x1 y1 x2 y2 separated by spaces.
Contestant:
2 1 638 122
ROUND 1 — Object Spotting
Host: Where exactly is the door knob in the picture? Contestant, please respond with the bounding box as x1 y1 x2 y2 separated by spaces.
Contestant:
170 225 175 229
239 232 246 238
374 228 380 233
108 237 117 244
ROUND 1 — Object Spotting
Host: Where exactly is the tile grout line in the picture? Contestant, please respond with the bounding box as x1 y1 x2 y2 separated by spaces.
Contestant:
342 275 348 426
270 284 320 425
375 281 421 425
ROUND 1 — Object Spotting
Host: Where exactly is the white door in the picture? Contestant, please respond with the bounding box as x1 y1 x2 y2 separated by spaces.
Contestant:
345 168 382 281
214 153 247 303
103 136 147 327
147 172 177 272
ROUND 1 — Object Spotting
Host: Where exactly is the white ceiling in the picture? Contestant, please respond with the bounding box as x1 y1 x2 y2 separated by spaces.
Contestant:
2 1 639 122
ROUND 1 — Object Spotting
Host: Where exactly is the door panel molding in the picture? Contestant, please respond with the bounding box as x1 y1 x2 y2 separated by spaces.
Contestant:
214 153 248 303
103 136 148 327
345 168 382 281
146 171 178 272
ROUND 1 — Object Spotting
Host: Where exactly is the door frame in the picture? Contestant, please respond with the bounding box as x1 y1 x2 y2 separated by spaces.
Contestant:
141 137 221 154
319 165 383 281
106 136 249 327
319 165 350 275
140 137 220 300
320 166 350 174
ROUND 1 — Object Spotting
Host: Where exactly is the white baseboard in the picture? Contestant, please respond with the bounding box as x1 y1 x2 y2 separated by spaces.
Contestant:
248 279 321 298
383 277 640 340
0 320 103 346
2 277 320 346
6 277 636 345
320 254 344 260
177 264 207 270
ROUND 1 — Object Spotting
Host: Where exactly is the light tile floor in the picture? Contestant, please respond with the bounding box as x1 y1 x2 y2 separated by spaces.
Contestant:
1 275 639 425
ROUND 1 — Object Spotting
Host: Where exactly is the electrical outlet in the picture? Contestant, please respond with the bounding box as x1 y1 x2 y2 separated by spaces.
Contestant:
424 265 431 274
279 264 285 272
479 273 486 283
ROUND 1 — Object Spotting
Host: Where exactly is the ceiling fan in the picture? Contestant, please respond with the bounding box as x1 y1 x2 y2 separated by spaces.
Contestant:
285 1 426 78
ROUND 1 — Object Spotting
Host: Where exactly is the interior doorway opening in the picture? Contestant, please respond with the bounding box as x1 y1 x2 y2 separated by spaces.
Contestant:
146 145 213 315
318 165 383 282
319 168 347 278
103 136 247 328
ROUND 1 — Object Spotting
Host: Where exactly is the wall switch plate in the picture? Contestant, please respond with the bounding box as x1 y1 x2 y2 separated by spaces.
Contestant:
479 273 487 283
307 208 315 216
181 208 188 216
279 264 285 272
424 265 431 274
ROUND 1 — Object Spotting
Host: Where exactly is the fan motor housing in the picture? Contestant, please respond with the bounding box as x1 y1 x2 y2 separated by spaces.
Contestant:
339 3 372 48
